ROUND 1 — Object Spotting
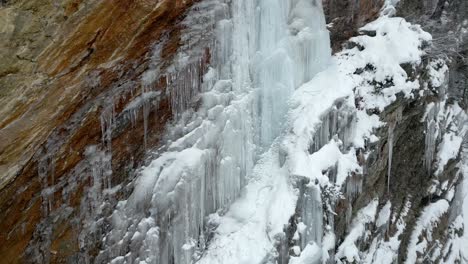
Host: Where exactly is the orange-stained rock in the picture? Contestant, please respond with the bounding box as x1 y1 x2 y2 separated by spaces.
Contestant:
0 0 205 262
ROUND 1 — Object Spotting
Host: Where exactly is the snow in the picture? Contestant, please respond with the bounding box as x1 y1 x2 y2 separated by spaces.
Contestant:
290 243 321 264
365 199 411 264
405 199 450 264
438 106 468 263
376 201 392 228
336 199 378 263
435 132 463 175
461 148 468 262
432 102 466 175
285 13 433 191
346 17 430 111
427 59 449 89
279 16 433 263
359 17 430 65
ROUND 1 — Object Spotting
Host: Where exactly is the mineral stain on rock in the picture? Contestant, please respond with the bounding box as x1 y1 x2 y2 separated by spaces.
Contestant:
0 0 206 262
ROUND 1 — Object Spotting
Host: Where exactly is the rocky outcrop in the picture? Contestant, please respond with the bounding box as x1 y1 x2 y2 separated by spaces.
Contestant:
0 0 209 262
397 0 468 107
327 0 468 262
322 0 384 52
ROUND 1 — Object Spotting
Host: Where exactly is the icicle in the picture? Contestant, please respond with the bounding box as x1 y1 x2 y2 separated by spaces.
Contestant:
345 173 363 202
387 122 394 193
142 87 150 149
310 101 356 153
387 106 402 192
300 183 323 249
96 0 333 262
38 155 55 217
100 98 115 190
100 99 114 152
424 103 440 175
170 61 199 118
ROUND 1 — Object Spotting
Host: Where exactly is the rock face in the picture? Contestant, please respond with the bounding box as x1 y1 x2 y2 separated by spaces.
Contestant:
0 0 466 263
397 0 468 107
326 0 468 263
322 0 384 52
0 0 207 262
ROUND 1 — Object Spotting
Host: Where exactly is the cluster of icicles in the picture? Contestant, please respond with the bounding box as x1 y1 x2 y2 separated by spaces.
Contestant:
98 0 332 263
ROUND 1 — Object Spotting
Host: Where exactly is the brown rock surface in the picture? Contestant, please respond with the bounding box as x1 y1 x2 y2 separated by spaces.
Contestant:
0 0 205 262
323 0 384 52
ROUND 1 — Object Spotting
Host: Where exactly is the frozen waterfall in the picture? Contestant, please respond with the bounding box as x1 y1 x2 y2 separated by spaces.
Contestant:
99 0 331 263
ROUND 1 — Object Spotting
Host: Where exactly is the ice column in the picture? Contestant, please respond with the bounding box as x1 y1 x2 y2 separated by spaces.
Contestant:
258 0 331 147
100 0 333 263
257 0 294 147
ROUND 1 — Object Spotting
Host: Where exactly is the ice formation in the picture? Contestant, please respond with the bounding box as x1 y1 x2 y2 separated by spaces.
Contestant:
99 0 331 263
94 0 468 263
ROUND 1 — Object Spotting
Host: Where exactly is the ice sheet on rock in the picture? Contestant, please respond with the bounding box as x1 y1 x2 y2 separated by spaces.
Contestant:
381 0 400 16
256 0 330 148
298 183 323 250
123 92 161 113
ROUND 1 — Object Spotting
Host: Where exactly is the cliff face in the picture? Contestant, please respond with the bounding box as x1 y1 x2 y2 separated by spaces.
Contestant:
0 0 206 262
0 0 466 263
325 0 468 262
